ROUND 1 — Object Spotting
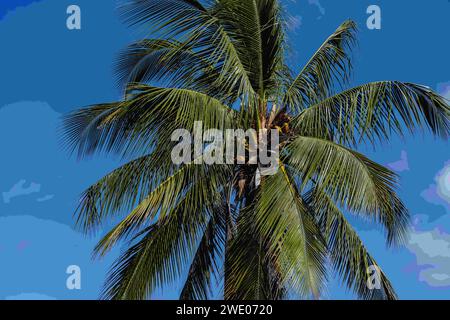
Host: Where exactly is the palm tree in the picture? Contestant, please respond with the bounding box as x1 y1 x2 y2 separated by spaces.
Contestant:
63 0 450 300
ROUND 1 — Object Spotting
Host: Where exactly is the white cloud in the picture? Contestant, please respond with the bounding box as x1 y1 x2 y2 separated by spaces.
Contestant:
431 274 450 281
409 230 450 258
421 161 450 211
407 227 450 287
386 150 410 172
2 179 41 204
37 194 55 202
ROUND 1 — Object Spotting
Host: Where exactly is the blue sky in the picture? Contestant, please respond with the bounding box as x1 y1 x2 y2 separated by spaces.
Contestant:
0 0 449 300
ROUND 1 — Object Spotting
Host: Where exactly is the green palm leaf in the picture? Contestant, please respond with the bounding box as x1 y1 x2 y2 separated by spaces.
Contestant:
305 189 397 300
63 84 238 159
284 135 409 245
283 20 357 113
101 204 208 300
226 163 327 299
92 161 231 257
293 81 450 146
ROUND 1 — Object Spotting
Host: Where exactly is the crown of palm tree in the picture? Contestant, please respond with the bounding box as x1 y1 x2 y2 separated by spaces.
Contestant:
63 0 450 300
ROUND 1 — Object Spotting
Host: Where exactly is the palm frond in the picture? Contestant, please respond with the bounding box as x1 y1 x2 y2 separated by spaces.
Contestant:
180 200 227 300
283 20 357 113
114 38 241 103
74 153 168 233
293 81 450 146
62 84 238 159
305 189 398 300
212 0 285 95
118 0 211 36
284 136 410 246
114 39 197 89
92 161 231 257
225 196 287 300
230 163 327 299
100 200 210 300
118 0 257 102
